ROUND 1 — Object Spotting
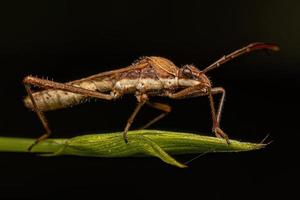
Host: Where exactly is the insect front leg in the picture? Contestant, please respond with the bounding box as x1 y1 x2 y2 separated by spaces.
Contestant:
168 84 230 143
168 83 208 99
208 87 230 144
139 102 172 129
23 76 114 150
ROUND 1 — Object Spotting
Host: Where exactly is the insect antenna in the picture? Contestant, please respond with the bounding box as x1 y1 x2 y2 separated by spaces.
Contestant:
202 43 279 74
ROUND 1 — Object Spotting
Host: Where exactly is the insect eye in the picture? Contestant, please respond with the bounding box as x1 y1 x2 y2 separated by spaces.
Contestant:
182 67 194 78
183 68 191 74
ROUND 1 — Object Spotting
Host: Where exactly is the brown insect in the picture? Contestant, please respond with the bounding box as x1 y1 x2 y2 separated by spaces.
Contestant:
23 43 279 150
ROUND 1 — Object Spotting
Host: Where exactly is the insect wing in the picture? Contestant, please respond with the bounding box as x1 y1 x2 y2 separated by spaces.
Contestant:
148 56 178 76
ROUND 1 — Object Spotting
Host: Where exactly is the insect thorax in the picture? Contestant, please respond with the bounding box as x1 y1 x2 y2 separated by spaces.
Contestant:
112 68 201 95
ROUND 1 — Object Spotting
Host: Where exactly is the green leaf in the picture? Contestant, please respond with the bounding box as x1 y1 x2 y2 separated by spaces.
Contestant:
0 130 265 168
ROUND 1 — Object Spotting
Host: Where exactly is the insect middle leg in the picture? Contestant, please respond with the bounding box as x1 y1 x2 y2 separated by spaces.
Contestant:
23 76 113 150
123 94 148 143
123 98 171 142
140 102 172 129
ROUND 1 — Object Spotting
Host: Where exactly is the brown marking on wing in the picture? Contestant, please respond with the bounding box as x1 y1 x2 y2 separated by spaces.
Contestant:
120 69 141 79
140 66 159 79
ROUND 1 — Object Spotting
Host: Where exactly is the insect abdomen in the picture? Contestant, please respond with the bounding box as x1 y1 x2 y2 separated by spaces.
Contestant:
24 81 101 111
24 90 86 111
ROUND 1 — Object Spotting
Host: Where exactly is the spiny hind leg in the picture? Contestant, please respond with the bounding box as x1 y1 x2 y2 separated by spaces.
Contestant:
24 83 52 151
23 76 114 151
139 102 172 129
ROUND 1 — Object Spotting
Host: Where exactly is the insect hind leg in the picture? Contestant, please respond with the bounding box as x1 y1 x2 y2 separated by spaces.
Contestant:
23 75 114 151
24 82 52 151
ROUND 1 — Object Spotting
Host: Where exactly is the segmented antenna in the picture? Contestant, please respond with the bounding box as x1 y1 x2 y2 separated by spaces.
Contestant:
202 43 279 73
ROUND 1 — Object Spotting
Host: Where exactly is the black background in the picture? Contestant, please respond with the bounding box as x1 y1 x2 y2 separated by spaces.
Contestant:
0 1 299 199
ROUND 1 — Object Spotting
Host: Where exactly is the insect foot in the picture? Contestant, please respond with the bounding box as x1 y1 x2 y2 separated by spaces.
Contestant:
213 127 231 144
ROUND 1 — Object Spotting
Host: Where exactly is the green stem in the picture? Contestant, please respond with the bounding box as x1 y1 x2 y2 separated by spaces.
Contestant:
0 130 265 168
